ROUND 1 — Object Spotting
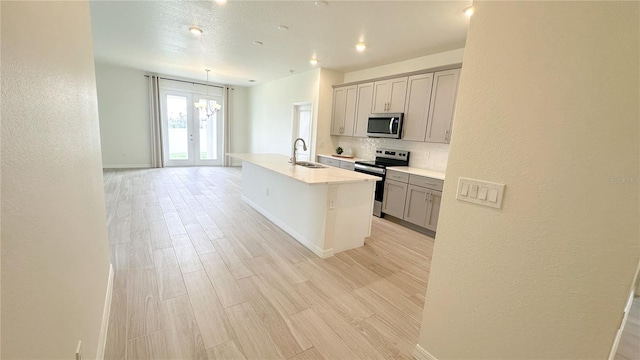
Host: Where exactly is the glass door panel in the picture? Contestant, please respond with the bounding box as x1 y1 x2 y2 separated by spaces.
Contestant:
167 95 190 160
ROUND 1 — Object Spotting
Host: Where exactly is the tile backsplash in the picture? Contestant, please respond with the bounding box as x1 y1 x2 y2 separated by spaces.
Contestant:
337 137 450 172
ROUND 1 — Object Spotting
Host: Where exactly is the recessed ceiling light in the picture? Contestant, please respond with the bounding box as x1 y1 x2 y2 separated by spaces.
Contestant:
253 41 263 46
310 58 319 66
277 25 289 30
189 26 203 35
355 43 366 52
289 69 295 73
214 0 227 4
464 6 475 17
314 1 328 8
248 79 256 83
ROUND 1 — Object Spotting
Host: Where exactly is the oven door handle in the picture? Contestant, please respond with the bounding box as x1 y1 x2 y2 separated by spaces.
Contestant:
354 163 385 176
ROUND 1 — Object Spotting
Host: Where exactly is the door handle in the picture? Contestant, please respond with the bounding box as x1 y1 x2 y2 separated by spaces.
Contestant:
389 118 394 134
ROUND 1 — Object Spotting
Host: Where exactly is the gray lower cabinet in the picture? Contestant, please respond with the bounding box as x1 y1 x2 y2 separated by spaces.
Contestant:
404 184 430 227
425 190 442 231
383 170 443 232
317 156 355 170
339 161 355 171
382 179 408 219
317 156 340 167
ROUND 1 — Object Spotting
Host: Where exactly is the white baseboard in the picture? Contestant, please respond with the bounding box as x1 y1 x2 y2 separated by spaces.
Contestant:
96 264 114 360
413 344 438 360
102 163 152 169
240 195 334 258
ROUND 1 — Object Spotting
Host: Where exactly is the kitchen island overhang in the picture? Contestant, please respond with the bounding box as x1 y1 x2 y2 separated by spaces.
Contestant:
228 153 379 258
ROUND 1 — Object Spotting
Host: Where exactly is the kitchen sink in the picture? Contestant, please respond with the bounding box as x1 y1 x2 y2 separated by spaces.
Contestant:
295 161 326 169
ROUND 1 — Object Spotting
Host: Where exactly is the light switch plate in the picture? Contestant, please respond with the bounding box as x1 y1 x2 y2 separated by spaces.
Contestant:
456 177 505 209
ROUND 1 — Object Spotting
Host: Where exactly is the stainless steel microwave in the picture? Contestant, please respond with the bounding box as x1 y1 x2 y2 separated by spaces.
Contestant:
367 113 404 139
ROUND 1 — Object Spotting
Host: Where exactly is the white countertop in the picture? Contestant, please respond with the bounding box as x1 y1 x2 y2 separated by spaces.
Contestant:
228 153 379 185
387 166 446 180
316 154 368 163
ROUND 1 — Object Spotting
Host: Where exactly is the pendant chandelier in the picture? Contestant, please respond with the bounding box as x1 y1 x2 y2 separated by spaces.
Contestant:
194 69 221 118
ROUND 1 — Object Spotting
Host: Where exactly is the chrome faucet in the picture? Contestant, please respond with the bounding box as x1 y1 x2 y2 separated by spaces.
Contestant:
291 138 307 165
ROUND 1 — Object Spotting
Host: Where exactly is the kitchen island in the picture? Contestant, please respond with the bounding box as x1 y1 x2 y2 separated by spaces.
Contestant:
228 153 379 258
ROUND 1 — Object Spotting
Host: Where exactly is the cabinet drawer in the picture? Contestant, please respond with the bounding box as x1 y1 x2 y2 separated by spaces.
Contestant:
386 170 409 183
339 161 355 171
409 174 444 191
317 156 340 167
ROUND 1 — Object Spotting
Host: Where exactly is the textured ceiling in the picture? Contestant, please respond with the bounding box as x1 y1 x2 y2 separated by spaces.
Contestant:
89 1 471 86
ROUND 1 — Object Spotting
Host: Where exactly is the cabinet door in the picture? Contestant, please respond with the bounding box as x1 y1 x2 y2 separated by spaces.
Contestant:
371 81 390 113
387 77 408 113
343 85 357 136
425 190 442 231
426 69 460 143
382 179 408 219
353 82 374 137
331 87 347 135
403 74 434 141
403 185 429 227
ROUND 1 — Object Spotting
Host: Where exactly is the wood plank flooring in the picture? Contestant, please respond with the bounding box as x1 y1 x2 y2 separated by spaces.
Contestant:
103 167 434 360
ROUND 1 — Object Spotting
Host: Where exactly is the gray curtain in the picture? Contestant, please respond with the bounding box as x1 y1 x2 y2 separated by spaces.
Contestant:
148 75 164 168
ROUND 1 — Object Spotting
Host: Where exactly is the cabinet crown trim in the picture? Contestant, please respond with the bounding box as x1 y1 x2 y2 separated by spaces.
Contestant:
332 63 462 89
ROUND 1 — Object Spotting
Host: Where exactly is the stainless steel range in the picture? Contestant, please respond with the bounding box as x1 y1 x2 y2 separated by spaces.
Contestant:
354 148 410 217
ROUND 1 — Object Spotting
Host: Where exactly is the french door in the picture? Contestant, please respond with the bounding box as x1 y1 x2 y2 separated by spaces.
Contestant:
161 90 223 166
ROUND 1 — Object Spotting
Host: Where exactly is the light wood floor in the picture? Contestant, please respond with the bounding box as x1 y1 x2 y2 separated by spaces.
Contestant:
102 167 434 360
615 297 640 360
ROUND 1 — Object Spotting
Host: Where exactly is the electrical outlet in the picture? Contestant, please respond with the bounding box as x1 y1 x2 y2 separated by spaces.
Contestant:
424 151 430 159
329 199 336 209
75 341 82 360
122 152 127 158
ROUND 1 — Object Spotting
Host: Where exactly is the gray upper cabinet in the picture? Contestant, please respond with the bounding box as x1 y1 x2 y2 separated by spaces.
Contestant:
353 82 374 138
331 85 357 136
402 73 434 142
330 67 460 142
426 69 460 143
372 77 408 113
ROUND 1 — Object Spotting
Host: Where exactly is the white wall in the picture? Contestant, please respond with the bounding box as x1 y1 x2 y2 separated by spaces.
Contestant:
1 1 112 358
418 2 639 359
229 86 250 166
95 62 151 168
246 69 322 155
343 48 464 83
315 69 344 156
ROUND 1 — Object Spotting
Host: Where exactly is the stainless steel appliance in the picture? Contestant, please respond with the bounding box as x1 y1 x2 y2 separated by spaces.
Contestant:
354 148 410 217
367 113 404 139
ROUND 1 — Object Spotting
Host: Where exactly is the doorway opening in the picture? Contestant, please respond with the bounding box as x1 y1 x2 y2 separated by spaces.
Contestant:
292 103 312 162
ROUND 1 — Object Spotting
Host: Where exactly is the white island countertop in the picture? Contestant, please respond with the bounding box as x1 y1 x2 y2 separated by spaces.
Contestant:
228 153 379 185
387 166 446 180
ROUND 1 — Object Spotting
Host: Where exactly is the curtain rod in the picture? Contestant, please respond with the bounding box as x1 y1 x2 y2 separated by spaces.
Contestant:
144 74 224 89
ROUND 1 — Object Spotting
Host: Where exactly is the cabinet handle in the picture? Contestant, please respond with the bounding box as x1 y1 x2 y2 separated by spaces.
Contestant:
445 130 450 142
429 193 432 203
424 192 428 202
